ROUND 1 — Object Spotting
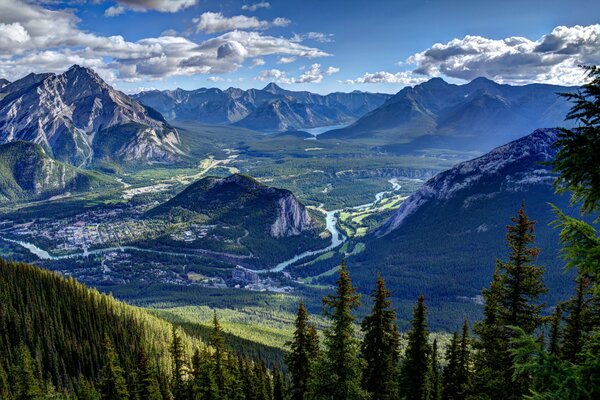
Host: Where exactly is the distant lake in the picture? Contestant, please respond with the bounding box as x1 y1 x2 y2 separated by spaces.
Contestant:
303 123 351 136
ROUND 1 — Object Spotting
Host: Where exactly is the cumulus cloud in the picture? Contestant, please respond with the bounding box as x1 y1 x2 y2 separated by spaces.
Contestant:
406 24 600 85
0 1 328 82
107 0 197 15
292 32 335 43
343 71 428 85
256 63 339 84
193 12 290 34
251 58 266 67
241 2 270 11
207 76 224 82
277 56 296 64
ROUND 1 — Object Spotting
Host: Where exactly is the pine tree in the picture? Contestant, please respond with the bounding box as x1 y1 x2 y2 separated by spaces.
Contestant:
135 348 163 400
319 257 367 400
400 294 431 400
191 348 219 400
472 205 547 400
442 332 460 400
548 305 562 357
170 327 187 400
13 343 43 400
456 319 471 399
285 301 319 400
360 274 400 400
562 274 591 362
99 336 130 400
428 338 442 400
272 366 286 400
211 311 227 397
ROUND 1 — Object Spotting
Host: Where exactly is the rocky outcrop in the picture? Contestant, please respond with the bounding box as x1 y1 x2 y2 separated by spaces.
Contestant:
0 65 183 166
270 193 313 238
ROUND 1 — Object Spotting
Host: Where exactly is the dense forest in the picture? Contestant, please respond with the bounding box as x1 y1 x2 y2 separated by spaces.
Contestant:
1 68 599 399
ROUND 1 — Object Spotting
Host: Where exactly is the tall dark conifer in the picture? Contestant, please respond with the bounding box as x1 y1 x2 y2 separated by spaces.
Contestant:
442 332 460 400
400 294 431 400
360 274 400 400
548 305 562 357
562 274 591 362
100 336 130 400
320 258 366 400
211 311 227 397
285 301 319 400
13 343 43 400
170 327 187 400
428 338 442 400
135 348 163 400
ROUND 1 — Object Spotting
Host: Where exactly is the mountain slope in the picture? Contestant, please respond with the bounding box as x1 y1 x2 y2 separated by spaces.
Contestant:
0 79 9 90
320 77 575 153
134 83 391 131
148 174 326 268
0 65 184 166
336 129 576 304
0 141 118 203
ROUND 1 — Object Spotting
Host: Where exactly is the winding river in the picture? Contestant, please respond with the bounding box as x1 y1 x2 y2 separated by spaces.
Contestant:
4 179 402 273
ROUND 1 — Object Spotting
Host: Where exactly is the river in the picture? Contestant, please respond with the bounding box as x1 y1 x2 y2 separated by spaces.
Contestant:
5 178 402 273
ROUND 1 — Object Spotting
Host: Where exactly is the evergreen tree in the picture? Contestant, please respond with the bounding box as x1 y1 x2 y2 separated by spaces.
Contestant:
400 294 431 400
548 305 562 357
12 343 43 400
442 332 461 400
273 366 286 400
428 338 442 400
135 348 163 400
319 258 366 400
170 327 187 400
562 274 592 362
285 301 319 400
211 311 228 397
360 274 400 400
472 205 546 400
191 348 219 400
457 319 471 399
99 336 130 400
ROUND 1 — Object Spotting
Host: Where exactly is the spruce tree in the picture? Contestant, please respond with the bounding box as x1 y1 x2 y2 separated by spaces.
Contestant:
548 305 562 357
285 301 319 400
170 327 187 400
191 348 219 400
457 319 471 398
472 205 546 400
135 348 163 400
13 343 43 400
562 274 591 362
211 311 227 397
360 274 400 400
400 294 431 400
428 338 442 400
320 257 366 400
273 366 286 400
99 336 130 400
442 332 460 400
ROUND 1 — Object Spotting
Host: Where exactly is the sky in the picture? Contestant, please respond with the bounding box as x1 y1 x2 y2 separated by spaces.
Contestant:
0 0 599 94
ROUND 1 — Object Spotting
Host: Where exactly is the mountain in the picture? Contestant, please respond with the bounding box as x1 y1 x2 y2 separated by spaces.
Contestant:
134 83 391 132
320 77 575 153
337 129 577 305
0 141 118 203
0 79 9 90
0 65 184 166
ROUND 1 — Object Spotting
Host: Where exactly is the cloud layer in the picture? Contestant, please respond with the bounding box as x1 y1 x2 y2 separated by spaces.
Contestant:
257 63 339 84
0 0 329 83
193 12 290 34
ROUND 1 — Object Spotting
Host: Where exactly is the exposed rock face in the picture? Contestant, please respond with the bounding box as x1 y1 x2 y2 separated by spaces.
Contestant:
0 65 183 166
134 83 391 131
0 79 9 90
379 128 559 235
270 193 313 238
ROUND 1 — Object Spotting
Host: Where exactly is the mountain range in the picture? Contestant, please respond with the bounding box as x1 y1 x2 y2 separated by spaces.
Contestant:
133 83 391 132
340 128 577 304
0 65 184 167
320 77 576 153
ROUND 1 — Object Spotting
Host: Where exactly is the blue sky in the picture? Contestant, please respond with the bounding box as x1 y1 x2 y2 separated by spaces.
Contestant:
0 0 599 93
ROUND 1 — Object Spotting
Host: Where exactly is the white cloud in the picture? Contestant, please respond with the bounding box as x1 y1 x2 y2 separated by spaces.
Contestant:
241 2 270 11
292 32 335 43
110 0 197 14
0 1 328 82
104 5 126 16
256 63 339 84
343 71 428 85
251 58 266 67
207 76 223 82
193 12 290 34
406 24 600 85
277 56 296 64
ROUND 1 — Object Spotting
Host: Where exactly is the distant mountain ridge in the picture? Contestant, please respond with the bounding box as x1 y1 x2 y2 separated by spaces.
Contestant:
342 128 576 304
320 77 576 153
0 65 184 166
133 83 391 131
